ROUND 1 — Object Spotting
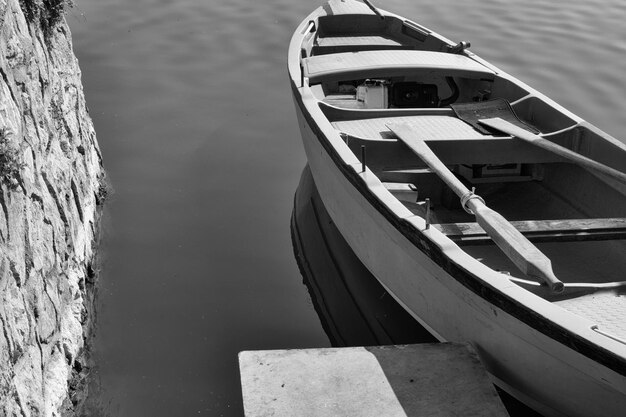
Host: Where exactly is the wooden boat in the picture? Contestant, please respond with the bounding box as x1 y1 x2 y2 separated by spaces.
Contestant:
288 1 626 416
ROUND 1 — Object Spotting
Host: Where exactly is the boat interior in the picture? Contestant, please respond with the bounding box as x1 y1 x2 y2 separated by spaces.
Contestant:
297 3 626 332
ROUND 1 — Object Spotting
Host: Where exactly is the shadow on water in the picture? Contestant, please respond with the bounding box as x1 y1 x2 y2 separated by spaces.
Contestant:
290 166 543 417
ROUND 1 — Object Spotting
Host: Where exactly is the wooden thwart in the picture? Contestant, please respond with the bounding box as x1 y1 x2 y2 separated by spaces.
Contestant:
303 50 495 83
437 218 626 245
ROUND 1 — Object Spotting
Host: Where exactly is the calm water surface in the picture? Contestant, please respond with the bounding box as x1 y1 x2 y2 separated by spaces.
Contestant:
68 0 626 415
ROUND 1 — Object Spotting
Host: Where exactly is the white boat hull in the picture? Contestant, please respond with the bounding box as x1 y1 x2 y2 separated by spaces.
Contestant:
293 98 626 417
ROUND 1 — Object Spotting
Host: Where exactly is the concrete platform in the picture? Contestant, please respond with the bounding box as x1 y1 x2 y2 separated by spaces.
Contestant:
239 343 510 417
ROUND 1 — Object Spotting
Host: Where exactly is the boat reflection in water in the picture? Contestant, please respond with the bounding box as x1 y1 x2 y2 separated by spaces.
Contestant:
290 166 540 417
292 166 435 346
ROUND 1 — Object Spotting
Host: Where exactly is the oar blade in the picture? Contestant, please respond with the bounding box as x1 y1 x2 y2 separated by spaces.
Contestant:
468 200 564 293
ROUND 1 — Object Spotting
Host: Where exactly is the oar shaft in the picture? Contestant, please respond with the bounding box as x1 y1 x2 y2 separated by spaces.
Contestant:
387 122 564 293
362 0 385 19
396 131 469 197
480 117 626 184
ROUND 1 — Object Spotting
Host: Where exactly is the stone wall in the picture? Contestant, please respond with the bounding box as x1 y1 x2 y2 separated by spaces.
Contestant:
0 0 104 415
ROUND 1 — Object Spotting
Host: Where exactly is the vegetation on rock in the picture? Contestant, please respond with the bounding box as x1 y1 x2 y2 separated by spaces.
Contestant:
19 0 74 37
0 130 23 190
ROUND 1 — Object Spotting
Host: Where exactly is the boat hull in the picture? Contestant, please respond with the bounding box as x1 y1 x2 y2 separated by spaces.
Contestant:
293 95 626 417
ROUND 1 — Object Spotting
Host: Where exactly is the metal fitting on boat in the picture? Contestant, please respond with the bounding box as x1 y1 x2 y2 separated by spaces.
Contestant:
361 145 366 173
460 189 485 214
448 41 471 54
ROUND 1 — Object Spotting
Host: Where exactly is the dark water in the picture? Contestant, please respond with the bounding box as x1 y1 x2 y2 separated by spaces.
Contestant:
67 0 626 415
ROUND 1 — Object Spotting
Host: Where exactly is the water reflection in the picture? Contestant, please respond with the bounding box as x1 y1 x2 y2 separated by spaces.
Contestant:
291 166 541 417
291 167 434 347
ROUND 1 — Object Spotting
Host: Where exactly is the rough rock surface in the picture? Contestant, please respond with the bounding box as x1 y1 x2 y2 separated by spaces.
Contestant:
0 0 104 415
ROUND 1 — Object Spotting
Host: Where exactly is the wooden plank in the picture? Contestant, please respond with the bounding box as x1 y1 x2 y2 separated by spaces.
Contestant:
317 35 402 47
239 344 510 417
335 115 489 140
436 218 626 244
303 50 494 83
313 38 410 56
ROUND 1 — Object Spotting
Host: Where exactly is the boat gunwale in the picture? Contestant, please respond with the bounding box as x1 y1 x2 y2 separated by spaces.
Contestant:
288 1 626 378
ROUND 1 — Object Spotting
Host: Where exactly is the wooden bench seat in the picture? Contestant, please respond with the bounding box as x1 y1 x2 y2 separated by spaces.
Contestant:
303 50 495 83
312 35 410 55
335 115 490 140
320 101 453 121
436 218 626 244
316 35 403 47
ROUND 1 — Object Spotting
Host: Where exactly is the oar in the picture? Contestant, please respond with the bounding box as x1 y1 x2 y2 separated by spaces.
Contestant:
479 117 626 185
362 0 385 19
387 122 564 293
